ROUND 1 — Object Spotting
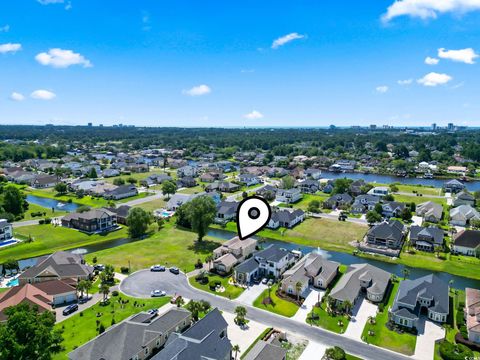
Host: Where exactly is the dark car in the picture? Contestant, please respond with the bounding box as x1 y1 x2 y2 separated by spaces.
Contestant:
62 304 78 316
169 267 180 275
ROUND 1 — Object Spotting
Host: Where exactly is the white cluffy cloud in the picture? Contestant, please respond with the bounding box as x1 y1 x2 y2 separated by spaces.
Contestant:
0 25 9 33
182 84 211 96
0 43 22 54
10 92 25 101
376 85 389 93
425 56 439 65
438 47 479 64
397 79 413 85
35 48 92 68
417 72 452 86
30 89 56 100
244 110 264 120
271 33 305 49
382 0 480 22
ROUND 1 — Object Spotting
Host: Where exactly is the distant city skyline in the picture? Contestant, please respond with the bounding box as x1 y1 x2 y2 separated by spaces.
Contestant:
1 0 480 127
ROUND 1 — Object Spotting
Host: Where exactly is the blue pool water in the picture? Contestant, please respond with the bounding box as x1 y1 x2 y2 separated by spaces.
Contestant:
6 278 19 287
26 194 80 212
0 239 18 248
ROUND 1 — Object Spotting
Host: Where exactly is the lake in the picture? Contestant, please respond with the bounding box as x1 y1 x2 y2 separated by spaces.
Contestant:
208 228 480 290
320 170 480 192
26 194 80 212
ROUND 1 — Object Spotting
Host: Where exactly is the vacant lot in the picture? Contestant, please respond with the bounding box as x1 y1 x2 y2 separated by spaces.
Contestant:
135 197 167 212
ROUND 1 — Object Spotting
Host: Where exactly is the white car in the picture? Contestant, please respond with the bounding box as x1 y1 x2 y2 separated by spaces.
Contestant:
150 290 166 297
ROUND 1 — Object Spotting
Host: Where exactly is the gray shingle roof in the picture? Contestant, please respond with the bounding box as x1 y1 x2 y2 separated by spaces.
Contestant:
410 226 444 246
243 341 287 360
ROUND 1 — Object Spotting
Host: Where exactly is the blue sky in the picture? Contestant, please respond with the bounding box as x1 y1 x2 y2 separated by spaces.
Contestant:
1 0 480 127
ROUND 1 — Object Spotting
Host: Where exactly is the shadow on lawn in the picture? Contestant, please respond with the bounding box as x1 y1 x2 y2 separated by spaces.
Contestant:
187 240 220 255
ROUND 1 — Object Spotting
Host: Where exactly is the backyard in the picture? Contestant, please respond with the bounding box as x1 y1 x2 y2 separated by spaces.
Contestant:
53 294 171 359
134 197 166 212
253 283 300 318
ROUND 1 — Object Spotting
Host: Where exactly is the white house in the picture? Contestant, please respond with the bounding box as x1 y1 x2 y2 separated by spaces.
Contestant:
0 219 13 242
275 188 302 204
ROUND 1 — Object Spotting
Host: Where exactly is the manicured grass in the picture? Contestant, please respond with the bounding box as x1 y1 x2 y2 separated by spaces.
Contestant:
188 273 245 299
53 294 171 359
307 301 350 333
253 284 299 318
134 197 167 212
1 225 129 263
115 191 154 203
392 194 446 206
0 288 9 293
22 202 68 220
85 223 222 273
290 193 330 211
24 187 109 207
103 169 174 185
361 281 417 355
394 184 442 196
177 185 204 194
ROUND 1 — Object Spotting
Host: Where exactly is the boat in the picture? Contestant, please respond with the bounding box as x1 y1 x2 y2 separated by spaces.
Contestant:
57 202 66 208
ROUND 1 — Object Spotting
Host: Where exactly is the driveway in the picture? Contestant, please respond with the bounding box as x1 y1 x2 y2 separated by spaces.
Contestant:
413 318 445 360
298 341 328 360
119 270 413 360
221 311 267 354
343 296 377 340
411 216 423 227
236 283 267 305
292 287 324 322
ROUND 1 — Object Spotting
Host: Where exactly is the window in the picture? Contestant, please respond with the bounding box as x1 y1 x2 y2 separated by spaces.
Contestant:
145 348 149 355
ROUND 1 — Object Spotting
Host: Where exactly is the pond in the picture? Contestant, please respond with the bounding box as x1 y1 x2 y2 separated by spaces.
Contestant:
26 194 80 212
320 170 480 192
207 228 480 290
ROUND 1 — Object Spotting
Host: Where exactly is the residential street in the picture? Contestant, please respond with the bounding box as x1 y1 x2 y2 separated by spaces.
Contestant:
119 269 416 360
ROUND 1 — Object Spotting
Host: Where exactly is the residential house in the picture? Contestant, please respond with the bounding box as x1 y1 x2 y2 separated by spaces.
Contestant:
206 181 240 193
69 308 192 360
176 176 197 188
367 186 390 197
389 274 449 329
304 168 322 180
409 226 444 252
31 279 77 306
0 219 13 242
275 188 302 204
18 251 93 285
200 172 224 183
453 191 476 207
234 245 295 284
103 185 138 200
102 168 120 178
268 208 305 229
381 201 406 218
324 193 353 209
280 253 339 298
106 205 131 225
295 179 320 194
212 236 257 275
166 192 220 211
450 205 480 226
366 220 405 250
330 263 391 305
238 174 261 186
151 308 232 360
349 179 367 197
447 166 467 175
452 230 480 257
465 288 480 344
62 208 118 234
0 284 54 322
140 174 172 187
330 160 356 171
256 185 277 199
177 165 197 178
125 163 149 173
31 174 59 188
443 179 465 194
351 195 380 214
416 201 443 223
244 341 287 360
215 201 238 223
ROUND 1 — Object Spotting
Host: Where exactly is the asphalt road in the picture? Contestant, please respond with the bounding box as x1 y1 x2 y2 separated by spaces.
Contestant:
120 270 417 360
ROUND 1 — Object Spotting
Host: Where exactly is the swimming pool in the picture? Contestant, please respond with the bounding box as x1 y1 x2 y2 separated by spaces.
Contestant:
6 278 19 287
0 239 19 248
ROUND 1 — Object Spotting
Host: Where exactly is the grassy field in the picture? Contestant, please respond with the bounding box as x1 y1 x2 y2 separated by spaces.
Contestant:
22 202 68 220
134 197 167 212
1 225 129 263
0 288 9 294
24 187 109 207
392 193 446 206
394 184 442 196
177 185 204 194
53 294 171 359
188 273 245 299
84 224 222 273
103 169 174 185
290 193 330 211
253 284 299 318
361 281 417 355
115 191 154 204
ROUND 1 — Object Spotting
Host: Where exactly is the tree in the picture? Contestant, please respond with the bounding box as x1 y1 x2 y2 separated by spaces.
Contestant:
185 300 202 321
323 346 347 360
232 344 241 360
295 281 303 301
374 203 383 214
3 185 25 216
281 175 295 190
113 177 125 186
0 303 63 360
234 306 247 325
100 283 110 303
77 280 88 299
54 182 67 194
87 167 98 178
175 296 185 308
333 178 353 195
389 184 399 193
307 200 320 213
162 180 177 200
401 208 412 222
126 207 153 238
77 205 91 213
184 195 217 241
126 177 137 185
343 300 352 315
366 211 381 224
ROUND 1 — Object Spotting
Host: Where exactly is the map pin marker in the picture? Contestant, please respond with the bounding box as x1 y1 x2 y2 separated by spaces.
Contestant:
236 196 272 240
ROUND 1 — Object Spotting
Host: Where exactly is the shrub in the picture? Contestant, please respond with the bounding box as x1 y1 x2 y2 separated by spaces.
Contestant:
44 217 52 224
439 340 473 360
120 266 129 274
98 324 106 334
209 281 217 290
111 290 119 297
38 219 45 225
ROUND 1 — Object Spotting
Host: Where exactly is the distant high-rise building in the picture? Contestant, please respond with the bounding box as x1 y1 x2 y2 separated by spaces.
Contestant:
432 123 437 131
448 123 454 131
87 122 92 127
370 124 377 130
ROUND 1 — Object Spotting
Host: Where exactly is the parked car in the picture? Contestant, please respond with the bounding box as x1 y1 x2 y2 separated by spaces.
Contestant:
170 294 182 304
150 265 166 272
62 304 78 316
151 290 167 297
147 308 158 315
267 279 274 286
94 264 105 271
261 278 268 284
169 267 180 275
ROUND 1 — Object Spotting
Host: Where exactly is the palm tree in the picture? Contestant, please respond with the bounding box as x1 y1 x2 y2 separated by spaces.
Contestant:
232 344 241 360
100 284 110 303
234 306 247 325
84 279 92 300
295 281 303 302
186 300 202 321
175 296 185 308
343 300 353 315
76 280 87 299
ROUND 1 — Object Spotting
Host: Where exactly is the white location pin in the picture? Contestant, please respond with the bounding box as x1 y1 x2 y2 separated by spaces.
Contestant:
236 196 272 240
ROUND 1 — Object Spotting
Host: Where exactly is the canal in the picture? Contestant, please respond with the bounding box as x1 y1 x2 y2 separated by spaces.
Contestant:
26 194 80 212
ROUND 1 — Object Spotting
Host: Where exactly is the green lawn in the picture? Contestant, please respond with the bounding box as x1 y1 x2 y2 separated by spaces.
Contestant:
361 281 417 355
1 225 129 263
53 294 171 359
84 224 222 273
394 184 442 196
115 191 154 204
392 193 446 206
24 187 109 207
0 288 9 294
134 197 167 212
253 283 299 318
177 185 204 194
307 301 350 333
188 273 245 299
290 193 330 211
103 169 174 185
22 202 68 220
